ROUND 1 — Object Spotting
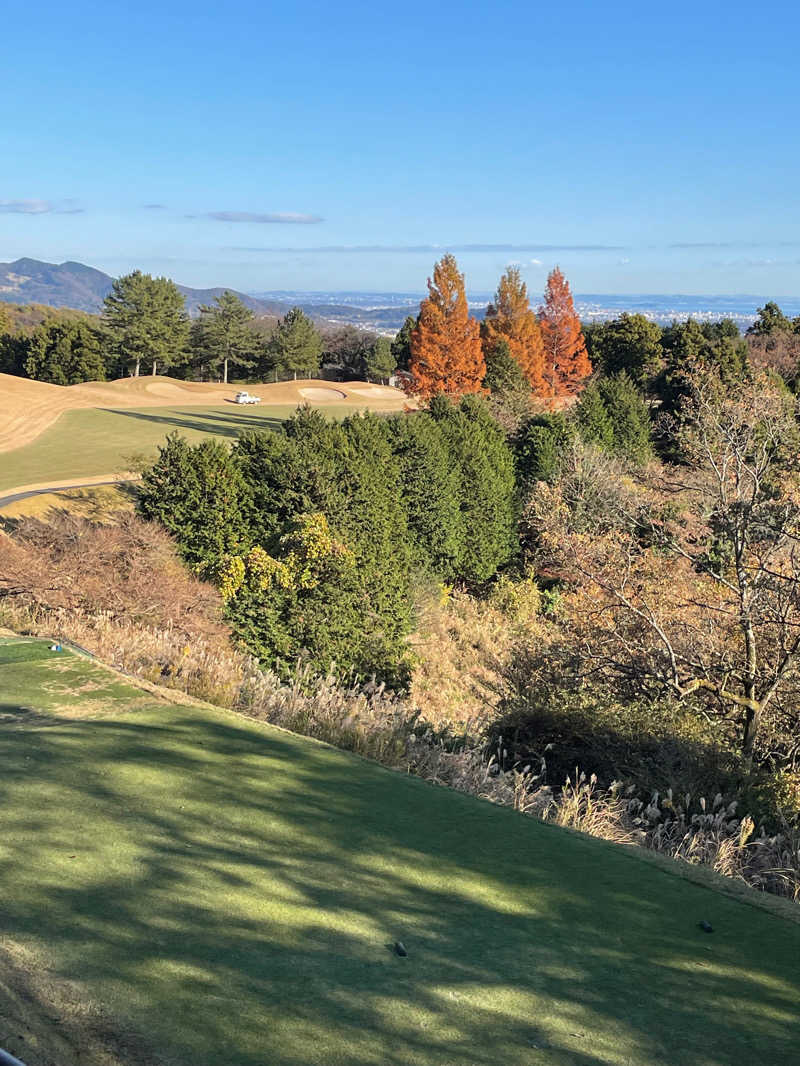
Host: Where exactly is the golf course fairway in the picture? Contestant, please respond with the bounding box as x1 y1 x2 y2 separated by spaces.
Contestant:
0 637 798 1066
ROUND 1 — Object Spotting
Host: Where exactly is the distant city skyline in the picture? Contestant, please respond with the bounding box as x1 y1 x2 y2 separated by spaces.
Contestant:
3 0 800 296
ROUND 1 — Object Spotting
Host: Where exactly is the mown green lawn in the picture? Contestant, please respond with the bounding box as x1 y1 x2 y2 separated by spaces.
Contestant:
0 404 361 491
1 638 799 1066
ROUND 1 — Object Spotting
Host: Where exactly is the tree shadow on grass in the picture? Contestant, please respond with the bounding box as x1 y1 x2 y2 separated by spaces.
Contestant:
103 408 288 439
0 706 799 1065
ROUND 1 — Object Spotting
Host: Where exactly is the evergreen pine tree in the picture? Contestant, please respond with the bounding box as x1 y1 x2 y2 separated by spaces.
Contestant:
103 270 189 377
264 308 323 379
194 290 257 384
575 381 614 450
386 413 464 580
391 315 416 372
599 373 653 464
137 434 249 572
365 335 397 382
24 321 107 384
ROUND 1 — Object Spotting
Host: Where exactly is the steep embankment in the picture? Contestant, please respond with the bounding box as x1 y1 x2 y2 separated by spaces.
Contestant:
0 636 799 1066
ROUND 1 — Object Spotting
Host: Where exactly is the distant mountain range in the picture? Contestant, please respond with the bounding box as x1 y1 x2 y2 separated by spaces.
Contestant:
0 258 292 318
2 257 798 333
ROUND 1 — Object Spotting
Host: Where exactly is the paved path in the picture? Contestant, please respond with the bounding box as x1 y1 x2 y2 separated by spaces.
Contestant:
0 477 138 512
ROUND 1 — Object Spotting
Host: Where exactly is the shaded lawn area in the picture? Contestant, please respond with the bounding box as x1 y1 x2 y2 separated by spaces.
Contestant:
1 639 799 1066
0 403 362 491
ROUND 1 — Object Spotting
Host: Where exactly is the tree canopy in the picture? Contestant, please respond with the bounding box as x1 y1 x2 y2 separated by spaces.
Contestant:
365 335 396 382
23 320 107 385
481 267 544 392
539 267 592 396
407 255 485 400
193 290 256 383
103 270 189 377
265 307 323 379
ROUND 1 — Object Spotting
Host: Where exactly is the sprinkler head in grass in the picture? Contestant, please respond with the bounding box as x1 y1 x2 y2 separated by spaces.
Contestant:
698 920 713 933
394 940 408 957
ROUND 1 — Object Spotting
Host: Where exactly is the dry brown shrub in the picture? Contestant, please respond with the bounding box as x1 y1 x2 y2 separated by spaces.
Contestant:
0 513 228 642
409 584 547 732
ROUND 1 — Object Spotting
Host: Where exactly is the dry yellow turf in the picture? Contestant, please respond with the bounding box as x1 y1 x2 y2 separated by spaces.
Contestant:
0 375 410 493
0 374 409 453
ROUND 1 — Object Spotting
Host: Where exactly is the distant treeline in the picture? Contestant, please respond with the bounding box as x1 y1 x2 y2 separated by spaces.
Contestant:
4 264 799 402
0 274 394 386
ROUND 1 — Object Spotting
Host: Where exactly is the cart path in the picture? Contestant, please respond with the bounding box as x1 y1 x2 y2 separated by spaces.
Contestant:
0 475 140 511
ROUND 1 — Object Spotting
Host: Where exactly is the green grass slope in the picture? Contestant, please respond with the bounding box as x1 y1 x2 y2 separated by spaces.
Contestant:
1 637 799 1066
0 405 341 491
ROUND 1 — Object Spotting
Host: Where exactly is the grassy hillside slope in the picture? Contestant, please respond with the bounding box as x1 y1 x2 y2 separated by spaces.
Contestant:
0 405 289 491
1 637 799 1066
0 373 408 457
0 398 399 493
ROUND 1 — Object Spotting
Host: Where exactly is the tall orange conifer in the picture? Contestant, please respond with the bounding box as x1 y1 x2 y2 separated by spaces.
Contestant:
407 254 485 400
481 266 546 393
539 267 592 396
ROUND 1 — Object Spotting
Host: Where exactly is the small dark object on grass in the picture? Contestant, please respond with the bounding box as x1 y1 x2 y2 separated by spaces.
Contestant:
394 940 408 957
699 920 713 933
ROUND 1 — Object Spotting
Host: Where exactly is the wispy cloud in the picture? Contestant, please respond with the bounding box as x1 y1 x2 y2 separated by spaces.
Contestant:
0 199 53 214
0 198 84 215
143 203 167 210
206 211 323 224
225 242 624 254
669 241 800 251
669 241 754 250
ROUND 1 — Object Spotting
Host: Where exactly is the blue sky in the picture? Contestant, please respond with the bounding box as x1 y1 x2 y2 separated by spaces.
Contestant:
2 0 799 296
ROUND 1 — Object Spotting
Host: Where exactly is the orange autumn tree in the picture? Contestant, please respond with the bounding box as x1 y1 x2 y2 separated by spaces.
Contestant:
407 254 485 400
539 266 592 397
481 266 545 392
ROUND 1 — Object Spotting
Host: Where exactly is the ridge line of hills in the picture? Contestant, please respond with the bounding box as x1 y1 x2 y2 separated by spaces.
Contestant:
0 257 295 318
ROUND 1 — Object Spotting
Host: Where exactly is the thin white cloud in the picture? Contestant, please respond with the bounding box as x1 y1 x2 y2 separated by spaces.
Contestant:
0 198 84 215
224 242 624 253
0 199 53 214
207 211 323 224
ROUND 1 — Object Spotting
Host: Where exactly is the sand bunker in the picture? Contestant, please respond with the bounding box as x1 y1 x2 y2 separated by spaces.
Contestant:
0 373 410 455
347 385 396 397
299 387 348 401
145 383 189 397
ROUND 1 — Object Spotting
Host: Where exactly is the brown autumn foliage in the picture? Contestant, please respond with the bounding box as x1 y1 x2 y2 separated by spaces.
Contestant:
747 330 800 386
0 512 228 641
481 266 545 392
539 266 592 396
523 370 800 773
407 254 485 400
